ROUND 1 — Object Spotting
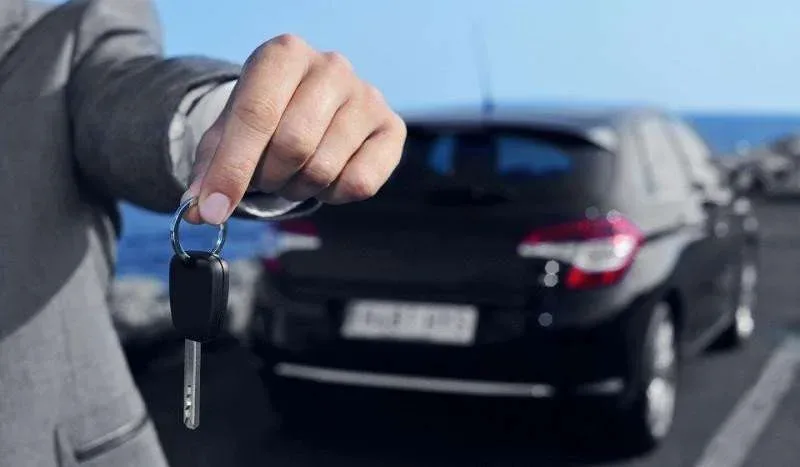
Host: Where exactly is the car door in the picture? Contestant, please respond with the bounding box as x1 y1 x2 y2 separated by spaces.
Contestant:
665 118 738 333
634 117 717 344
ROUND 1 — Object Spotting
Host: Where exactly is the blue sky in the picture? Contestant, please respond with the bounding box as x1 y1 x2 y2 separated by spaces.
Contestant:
153 0 800 114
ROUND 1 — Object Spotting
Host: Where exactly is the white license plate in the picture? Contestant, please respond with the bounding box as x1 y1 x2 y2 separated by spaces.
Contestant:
341 300 478 345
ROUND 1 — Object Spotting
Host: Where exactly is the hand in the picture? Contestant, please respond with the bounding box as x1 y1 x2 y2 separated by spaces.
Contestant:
183 34 406 225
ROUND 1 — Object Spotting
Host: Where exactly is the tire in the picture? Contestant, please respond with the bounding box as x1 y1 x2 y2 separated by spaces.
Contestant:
713 251 758 350
610 302 679 453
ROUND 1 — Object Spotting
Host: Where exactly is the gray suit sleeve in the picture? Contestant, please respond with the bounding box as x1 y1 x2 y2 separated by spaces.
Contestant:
67 0 321 220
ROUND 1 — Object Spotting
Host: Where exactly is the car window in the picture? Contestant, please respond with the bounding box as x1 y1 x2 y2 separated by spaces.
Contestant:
671 121 713 163
635 118 691 198
628 126 658 195
427 133 574 178
666 119 722 188
377 126 615 204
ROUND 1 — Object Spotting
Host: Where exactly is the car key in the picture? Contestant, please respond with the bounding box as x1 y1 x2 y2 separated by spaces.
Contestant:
168 197 230 430
169 251 229 429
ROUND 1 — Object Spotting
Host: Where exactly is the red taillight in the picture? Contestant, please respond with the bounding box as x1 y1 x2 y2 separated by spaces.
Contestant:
517 214 643 290
260 219 321 272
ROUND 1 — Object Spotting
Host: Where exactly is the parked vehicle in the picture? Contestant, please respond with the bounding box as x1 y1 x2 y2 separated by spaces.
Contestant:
746 150 794 195
249 105 760 452
714 146 794 196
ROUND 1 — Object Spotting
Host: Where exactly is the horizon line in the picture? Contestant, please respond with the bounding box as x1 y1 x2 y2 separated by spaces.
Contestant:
395 99 800 117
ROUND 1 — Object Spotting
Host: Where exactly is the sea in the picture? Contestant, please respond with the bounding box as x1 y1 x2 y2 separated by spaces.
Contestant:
117 113 800 283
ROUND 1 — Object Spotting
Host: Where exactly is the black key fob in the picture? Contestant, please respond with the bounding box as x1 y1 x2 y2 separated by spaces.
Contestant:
169 251 230 343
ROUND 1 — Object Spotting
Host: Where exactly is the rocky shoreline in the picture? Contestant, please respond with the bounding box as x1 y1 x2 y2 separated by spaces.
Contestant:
109 259 261 345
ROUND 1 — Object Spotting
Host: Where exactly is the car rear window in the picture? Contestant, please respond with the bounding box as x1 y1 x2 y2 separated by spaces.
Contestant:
375 126 615 204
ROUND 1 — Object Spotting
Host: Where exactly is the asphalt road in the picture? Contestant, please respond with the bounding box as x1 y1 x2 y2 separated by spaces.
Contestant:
131 200 800 467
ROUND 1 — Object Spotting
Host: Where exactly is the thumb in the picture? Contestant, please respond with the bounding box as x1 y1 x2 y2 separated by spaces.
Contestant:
180 127 223 224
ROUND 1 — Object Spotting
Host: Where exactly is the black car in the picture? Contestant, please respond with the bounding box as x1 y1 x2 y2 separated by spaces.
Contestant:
249 105 760 451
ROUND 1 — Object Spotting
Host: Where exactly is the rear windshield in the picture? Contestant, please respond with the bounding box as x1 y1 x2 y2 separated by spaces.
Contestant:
375 126 615 204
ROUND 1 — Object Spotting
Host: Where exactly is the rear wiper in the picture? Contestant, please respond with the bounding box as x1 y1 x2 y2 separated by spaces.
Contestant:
423 185 512 207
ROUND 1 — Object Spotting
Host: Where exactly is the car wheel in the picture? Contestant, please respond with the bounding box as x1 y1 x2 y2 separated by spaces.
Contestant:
713 253 758 350
613 302 679 452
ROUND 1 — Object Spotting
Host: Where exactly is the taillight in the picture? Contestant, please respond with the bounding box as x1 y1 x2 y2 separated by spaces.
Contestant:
517 213 643 289
261 219 321 272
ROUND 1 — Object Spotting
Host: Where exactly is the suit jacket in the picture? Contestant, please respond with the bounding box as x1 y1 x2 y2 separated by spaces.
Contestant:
0 1 317 464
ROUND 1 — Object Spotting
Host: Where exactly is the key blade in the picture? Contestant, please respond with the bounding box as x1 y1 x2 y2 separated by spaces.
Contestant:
183 339 201 430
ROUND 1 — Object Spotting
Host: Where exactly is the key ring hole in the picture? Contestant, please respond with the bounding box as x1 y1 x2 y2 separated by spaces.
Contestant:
170 196 227 263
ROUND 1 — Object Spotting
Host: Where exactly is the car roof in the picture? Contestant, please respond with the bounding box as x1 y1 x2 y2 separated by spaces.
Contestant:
402 103 663 126
400 103 668 152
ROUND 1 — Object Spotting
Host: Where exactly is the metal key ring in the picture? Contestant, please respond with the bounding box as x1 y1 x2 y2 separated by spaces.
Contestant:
170 196 227 263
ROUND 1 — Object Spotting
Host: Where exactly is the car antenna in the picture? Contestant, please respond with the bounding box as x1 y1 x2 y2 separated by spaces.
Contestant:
471 18 494 116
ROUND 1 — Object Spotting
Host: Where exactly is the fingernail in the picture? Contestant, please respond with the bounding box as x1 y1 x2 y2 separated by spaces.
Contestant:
199 192 231 225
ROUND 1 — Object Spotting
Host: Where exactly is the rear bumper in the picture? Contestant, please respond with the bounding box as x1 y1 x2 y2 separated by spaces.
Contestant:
273 363 624 398
251 274 647 398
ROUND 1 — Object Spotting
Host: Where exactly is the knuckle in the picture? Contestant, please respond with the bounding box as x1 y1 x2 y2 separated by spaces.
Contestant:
340 170 380 201
232 97 280 136
363 83 386 105
269 33 308 53
249 34 310 69
321 51 353 73
210 164 252 195
300 160 338 189
271 123 317 167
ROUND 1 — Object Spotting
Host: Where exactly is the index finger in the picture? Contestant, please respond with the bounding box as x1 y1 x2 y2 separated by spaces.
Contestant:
197 34 314 225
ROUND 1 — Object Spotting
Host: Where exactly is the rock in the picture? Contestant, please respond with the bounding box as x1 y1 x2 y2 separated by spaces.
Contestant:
110 277 170 344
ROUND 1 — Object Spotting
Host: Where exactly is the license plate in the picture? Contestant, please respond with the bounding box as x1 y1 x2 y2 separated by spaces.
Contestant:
341 300 478 345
